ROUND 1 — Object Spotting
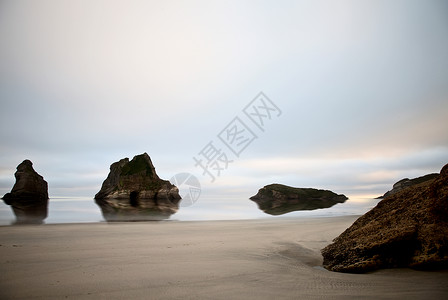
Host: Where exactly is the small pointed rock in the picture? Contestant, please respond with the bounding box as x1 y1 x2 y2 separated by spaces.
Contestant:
2 160 49 224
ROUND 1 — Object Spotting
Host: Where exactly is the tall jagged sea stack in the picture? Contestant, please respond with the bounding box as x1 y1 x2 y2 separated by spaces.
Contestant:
94 153 181 221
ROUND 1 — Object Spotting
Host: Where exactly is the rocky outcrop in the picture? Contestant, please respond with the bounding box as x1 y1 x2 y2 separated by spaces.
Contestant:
94 153 181 221
250 184 347 215
378 173 439 198
2 160 49 224
322 163 448 273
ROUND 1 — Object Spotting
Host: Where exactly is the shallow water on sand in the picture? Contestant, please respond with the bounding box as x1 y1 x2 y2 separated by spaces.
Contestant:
0 195 381 225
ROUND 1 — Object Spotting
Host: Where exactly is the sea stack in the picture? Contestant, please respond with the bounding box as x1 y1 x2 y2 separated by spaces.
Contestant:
94 153 181 221
2 160 49 224
322 163 448 273
250 184 347 215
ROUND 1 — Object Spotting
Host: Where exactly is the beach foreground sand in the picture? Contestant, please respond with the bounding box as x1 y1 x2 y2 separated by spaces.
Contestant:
1 216 447 299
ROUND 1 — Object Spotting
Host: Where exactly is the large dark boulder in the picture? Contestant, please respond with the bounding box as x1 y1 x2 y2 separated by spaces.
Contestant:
322 163 448 273
94 153 181 221
250 184 347 215
2 160 49 224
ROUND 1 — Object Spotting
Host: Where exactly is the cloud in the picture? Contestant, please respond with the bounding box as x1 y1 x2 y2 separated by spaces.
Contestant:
204 146 448 198
0 0 447 203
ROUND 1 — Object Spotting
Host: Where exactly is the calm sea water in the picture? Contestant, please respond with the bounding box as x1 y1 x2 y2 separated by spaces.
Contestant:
0 196 382 225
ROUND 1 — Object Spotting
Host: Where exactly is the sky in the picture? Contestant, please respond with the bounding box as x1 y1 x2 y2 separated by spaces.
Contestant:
1 0 448 211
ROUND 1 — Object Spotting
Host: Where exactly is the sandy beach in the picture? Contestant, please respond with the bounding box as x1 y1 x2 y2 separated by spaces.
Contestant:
1 216 447 300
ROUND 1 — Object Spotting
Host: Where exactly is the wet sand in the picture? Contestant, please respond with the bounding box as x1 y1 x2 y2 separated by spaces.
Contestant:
1 216 447 299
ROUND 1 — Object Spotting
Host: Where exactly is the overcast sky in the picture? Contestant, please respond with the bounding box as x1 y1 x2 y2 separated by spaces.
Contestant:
1 0 447 205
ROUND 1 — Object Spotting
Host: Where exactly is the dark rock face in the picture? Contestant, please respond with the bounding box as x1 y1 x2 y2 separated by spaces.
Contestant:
250 184 347 215
94 153 181 221
322 163 448 273
2 160 49 224
379 173 439 198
